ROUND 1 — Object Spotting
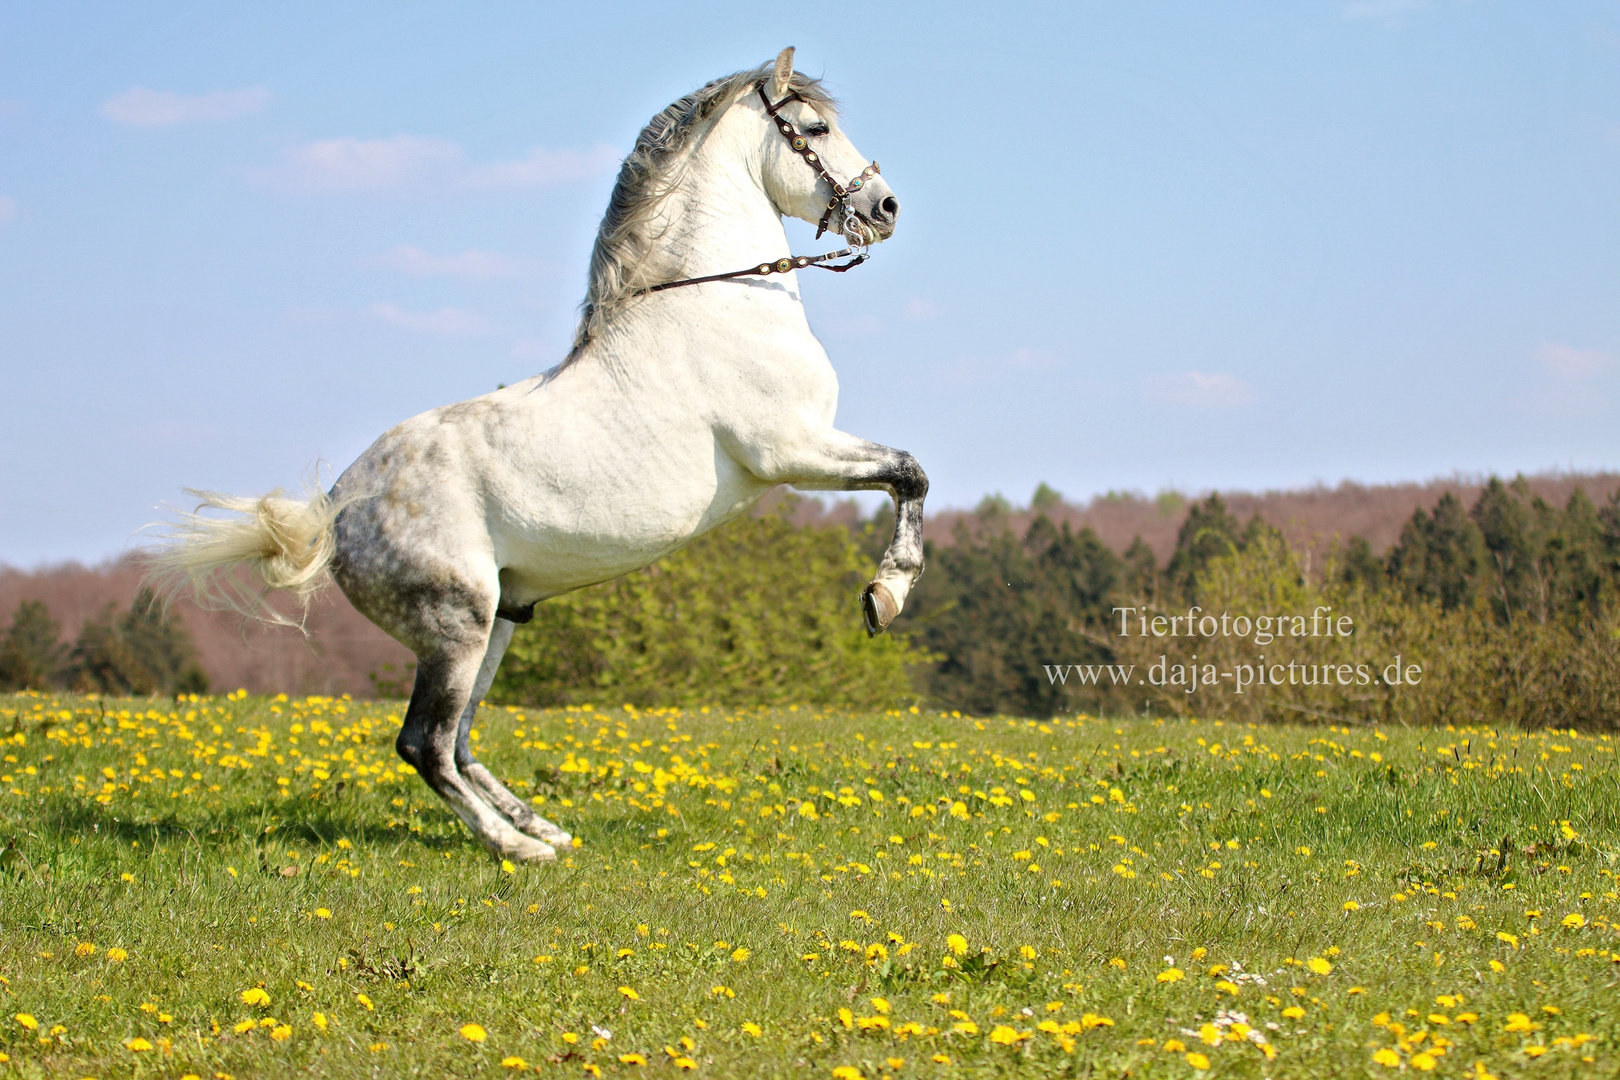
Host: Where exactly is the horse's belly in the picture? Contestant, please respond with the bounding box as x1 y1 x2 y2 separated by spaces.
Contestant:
487 444 771 603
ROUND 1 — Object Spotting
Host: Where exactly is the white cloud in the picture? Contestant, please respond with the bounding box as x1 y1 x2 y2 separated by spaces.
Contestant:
0 196 14 224
1343 0 1427 19
254 136 464 192
253 137 618 194
940 347 1059 385
368 303 490 335
1532 343 1618 415
1146 371 1254 408
511 338 558 361
903 298 941 321
362 245 529 278
1538 343 1616 379
101 86 271 127
462 145 621 189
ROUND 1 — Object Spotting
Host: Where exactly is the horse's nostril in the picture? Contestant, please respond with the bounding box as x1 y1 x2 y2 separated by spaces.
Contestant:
878 196 899 222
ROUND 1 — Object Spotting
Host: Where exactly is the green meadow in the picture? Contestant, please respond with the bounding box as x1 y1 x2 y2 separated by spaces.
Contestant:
0 691 1616 1078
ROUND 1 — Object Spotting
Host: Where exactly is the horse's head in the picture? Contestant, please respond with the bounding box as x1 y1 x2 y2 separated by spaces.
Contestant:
756 48 898 246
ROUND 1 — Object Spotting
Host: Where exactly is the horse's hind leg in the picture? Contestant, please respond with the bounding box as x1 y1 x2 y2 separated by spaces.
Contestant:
397 641 557 863
453 618 575 848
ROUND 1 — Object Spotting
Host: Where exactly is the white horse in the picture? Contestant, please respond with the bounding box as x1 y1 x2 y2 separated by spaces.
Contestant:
153 48 928 862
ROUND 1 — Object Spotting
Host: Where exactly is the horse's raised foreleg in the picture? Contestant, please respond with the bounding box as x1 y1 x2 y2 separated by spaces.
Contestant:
396 642 557 863
452 618 574 849
742 430 927 635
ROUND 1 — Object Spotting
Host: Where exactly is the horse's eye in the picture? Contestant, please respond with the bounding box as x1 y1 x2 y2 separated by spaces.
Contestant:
805 123 830 138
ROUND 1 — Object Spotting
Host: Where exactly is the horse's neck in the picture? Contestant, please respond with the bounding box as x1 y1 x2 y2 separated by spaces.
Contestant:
647 134 788 285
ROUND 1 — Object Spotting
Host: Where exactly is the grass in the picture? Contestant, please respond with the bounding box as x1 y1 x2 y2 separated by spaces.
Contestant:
0 691 1616 1079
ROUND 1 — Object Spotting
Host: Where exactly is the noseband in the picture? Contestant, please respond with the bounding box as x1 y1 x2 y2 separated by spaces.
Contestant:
636 80 880 296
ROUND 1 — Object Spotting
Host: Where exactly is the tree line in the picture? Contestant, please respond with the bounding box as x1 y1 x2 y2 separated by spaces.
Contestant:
903 476 1620 727
0 590 207 695
7 476 1617 728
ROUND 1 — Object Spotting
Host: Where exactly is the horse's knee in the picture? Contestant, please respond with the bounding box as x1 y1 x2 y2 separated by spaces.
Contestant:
890 451 928 502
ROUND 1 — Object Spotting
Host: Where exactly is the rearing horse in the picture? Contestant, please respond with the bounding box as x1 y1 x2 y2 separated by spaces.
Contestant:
153 49 928 862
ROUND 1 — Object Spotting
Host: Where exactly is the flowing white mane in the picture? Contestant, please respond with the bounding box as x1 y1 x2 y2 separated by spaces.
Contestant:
568 63 838 358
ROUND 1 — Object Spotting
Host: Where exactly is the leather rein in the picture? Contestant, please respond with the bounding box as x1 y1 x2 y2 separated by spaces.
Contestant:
636 81 879 296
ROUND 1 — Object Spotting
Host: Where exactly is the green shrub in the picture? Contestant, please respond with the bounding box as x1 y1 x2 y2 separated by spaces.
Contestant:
1113 533 1620 730
489 509 922 709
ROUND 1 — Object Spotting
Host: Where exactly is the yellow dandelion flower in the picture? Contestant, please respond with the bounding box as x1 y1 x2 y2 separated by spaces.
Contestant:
1157 968 1185 983
501 1056 528 1069
946 934 968 956
241 988 271 1007
832 1067 863 1080
1343 901 1360 911
1496 932 1519 949
460 1022 487 1042
583 1066 602 1078
932 1054 951 1064
989 1025 1025 1044
1562 913 1586 928
233 1019 255 1034
106 948 128 962
953 1021 979 1035
619 986 640 1000
1306 957 1333 975
1372 1048 1400 1067
1199 1023 1221 1045
742 1021 762 1037
1411 1051 1437 1070
356 993 374 1010
870 997 891 1014
618 1052 647 1065
500 859 516 874
271 1024 292 1041
74 943 96 957
312 1013 327 1031
126 1037 154 1052
1163 1039 1186 1052
1109 957 1127 969
674 1058 697 1070
731 947 750 963
15 1014 38 1031
1185 1051 1211 1070
315 908 332 920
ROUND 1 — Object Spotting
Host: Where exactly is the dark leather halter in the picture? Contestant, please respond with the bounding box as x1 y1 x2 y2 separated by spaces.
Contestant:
636 80 880 296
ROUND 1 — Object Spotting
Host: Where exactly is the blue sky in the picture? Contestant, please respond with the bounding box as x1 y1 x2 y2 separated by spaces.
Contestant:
2 1 1617 565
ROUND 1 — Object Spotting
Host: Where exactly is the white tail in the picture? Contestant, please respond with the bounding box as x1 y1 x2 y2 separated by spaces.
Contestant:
145 484 344 627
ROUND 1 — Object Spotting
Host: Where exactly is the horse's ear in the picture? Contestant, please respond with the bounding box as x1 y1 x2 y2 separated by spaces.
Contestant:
770 46 795 99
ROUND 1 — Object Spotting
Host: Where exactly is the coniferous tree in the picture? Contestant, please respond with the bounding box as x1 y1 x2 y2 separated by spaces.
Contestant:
1165 495 1247 602
0 601 66 690
67 591 207 695
1388 493 1485 610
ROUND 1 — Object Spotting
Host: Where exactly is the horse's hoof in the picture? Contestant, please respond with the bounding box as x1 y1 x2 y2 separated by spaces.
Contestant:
501 835 557 863
862 581 899 636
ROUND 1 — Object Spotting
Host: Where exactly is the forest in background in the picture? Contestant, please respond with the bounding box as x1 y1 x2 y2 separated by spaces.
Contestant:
4 471 1619 727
